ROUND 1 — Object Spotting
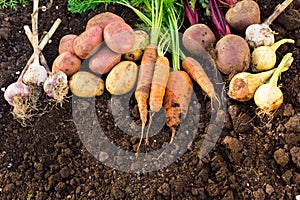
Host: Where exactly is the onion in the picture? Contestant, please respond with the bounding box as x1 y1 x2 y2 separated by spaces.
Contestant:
245 0 294 48
228 69 275 102
254 53 294 112
251 38 295 72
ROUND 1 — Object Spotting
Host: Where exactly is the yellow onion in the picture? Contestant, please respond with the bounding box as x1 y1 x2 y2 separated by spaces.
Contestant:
254 53 294 111
228 69 275 102
251 38 294 72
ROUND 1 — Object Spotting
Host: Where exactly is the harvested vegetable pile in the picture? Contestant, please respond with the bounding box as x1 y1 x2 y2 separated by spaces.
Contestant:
1 0 300 199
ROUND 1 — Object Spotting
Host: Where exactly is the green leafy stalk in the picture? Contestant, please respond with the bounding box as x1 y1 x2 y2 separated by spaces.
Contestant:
268 53 294 86
0 0 28 10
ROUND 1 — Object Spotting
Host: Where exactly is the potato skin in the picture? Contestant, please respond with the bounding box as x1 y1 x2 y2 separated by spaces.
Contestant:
104 21 135 54
225 0 260 32
73 26 103 59
89 46 121 74
58 34 77 54
69 71 104 97
123 30 149 61
85 12 125 30
182 24 216 55
106 61 138 95
52 51 81 76
215 34 250 75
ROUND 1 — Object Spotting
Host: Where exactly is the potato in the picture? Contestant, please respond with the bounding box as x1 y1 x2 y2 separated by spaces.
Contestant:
52 51 81 76
123 30 149 61
225 0 260 32
89 46 121 74
85 12 125 30
73 26 103 59
215 34 250 76
58 34 77 54
104 21 135 54
106 61 138 95
182 24 216 55
69 71 104 97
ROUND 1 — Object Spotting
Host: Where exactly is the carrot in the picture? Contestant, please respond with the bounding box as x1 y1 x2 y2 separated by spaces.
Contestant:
163 70 193 143
182 56 220 108
143 56 170 144
134 44 158 151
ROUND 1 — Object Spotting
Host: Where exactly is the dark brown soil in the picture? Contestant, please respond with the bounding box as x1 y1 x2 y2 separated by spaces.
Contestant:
1 0 300 199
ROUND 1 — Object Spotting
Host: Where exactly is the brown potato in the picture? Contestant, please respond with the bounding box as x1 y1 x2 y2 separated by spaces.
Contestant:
52 51 81 76
89 46 121 74
73 26 103 59
58 34 77 54
85 12 125 30
182 24 216 55
225 0 260 32
103 21 135 54
69 71 104 97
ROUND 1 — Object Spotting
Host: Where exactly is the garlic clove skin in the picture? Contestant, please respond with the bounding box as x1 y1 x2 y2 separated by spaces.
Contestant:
254 84 283 111
43 70 69 103
4 82 30 106
23 62 48 86
245 24 275 48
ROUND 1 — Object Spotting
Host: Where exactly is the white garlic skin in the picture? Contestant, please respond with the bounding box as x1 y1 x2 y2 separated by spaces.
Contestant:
23 62 48 86
4 82 29 106
245 24 275 48
43 70 68 102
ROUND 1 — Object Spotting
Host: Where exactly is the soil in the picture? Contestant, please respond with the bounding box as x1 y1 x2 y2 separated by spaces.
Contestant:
1 0 300 199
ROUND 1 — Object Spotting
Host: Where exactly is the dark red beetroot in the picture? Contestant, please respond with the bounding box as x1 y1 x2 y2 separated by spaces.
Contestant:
182 24 216 55
225 0 261 32
215 34 250 76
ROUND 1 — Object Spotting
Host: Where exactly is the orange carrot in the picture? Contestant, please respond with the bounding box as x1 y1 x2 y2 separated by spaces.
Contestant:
143 56 170 144
163 70 193 143
135 44 158 151
182 56 220 107
149 56 170 113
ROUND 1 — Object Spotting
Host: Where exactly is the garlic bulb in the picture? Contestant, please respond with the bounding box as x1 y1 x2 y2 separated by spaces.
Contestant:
23 61 48 86
245 24 275 48
43 70 69 103
4 82 29 106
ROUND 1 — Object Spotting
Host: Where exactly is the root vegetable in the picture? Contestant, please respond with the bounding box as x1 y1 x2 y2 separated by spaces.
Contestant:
105 61 138 95
182 23 216 55
251 38 295 72
245 0 294 48
163 70 193 143
182 56 217 100
123 30 150 61
254 53 294 112
73 26 103 59
23 61 48 86
85 12 125 30
225 0 260 32
58 34 77 54
103 21 135 54
227 69 275 102
89 46 121 74
215 34 250 76
52 51 82 76
4 82 29 106
69 71 104 97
